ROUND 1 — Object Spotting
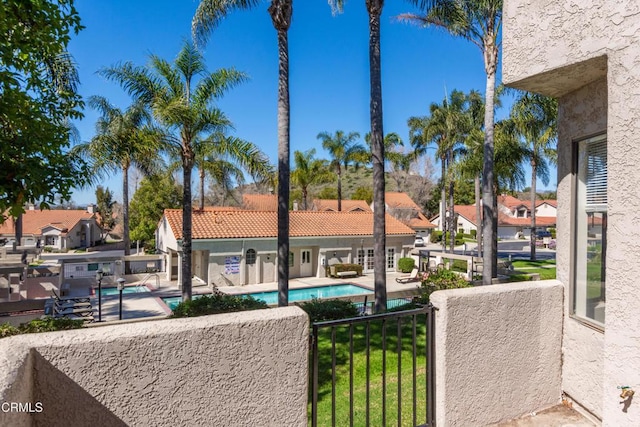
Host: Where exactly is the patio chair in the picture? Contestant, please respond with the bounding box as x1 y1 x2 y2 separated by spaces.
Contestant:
51 288 90 304
395 267 420 283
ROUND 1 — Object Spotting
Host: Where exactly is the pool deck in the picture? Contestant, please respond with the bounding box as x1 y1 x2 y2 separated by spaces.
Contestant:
88 271 423 323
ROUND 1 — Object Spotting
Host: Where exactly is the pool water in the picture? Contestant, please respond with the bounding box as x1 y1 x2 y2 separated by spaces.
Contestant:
99 286 149 296
162 284 373 311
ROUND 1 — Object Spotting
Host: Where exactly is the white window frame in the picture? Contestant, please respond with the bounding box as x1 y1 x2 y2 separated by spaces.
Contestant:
572 133 607 329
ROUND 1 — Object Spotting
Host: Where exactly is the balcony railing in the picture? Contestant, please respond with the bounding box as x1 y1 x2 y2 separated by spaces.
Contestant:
310 304 436 426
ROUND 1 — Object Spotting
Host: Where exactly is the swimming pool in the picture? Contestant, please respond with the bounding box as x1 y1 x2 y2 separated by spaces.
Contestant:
162 284 373 311
99 286 149 296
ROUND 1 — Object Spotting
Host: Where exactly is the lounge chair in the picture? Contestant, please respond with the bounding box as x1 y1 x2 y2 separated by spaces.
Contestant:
51 288 90 303
395 267 421 283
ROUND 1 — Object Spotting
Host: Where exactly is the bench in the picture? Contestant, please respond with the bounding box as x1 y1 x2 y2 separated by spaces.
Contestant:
336 271 358 278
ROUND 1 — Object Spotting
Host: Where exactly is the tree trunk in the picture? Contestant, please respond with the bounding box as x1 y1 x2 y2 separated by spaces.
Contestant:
448 150 455 253
475 174 482 258
530 160 537 261
441 158 446 253
199 169 205 210
269 1 292 307
122 165 130 257
181 160 193 301
482 35 498 285
367 0 387 313
337 168 342 212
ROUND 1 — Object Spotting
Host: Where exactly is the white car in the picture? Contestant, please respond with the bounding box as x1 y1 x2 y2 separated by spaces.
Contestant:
414 236 425 247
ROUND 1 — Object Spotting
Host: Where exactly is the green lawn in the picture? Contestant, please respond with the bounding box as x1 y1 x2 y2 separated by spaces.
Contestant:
310 315 430 426
508 259 557 281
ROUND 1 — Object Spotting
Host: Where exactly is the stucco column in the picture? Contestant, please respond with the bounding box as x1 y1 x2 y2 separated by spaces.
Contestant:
166 250 172 281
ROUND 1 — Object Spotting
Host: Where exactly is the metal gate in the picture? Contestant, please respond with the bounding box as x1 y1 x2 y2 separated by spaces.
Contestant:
310 303 436 426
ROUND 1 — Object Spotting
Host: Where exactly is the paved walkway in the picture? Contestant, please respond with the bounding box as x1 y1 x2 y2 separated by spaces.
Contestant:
491 404 596 426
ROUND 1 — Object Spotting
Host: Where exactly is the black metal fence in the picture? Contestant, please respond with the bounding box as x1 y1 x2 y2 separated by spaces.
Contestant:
310 304 436 427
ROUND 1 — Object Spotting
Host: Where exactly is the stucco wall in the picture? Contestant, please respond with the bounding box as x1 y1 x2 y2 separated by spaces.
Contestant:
430 280 563 426
505 1 640 423
0 307 309 427
556 78 607 418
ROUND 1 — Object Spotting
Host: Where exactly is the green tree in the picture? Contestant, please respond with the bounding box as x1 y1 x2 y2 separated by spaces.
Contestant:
351 186 374 204
291 149 333 210
317 187 338 200
130 174 182 246
193 0 293 307
1 0 87 222
509 92 557 260
72 96 160 256
409 90 470 252
189 134 272 210
102 42 246 301
401 0 503 284
95 186 116 236
317 130 366 212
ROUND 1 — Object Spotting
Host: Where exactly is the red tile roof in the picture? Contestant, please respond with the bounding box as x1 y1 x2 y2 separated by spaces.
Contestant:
163 210 415 240
385 192 422 210
0 210 96 236
312 199 372 212
407 212 436 229
432 205 556 228
242 194 277 211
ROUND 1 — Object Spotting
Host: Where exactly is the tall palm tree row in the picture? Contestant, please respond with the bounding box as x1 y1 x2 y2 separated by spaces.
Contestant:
72 96 161 256
193 0 293 307
401 0 503 285
101 42 247 301
317 130 366 212
290 149 334 210
509 92 558 261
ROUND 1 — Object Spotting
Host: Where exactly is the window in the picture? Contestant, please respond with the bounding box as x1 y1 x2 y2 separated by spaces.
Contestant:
573 134 607 327
387 248 395 270
246 249 256 265
356 249 365 267
366 249 374 270
289 252 294 267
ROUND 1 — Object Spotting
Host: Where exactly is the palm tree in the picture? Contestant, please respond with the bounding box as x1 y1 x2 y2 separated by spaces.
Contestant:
101 42 246 301
72 96 160 256
290 149 333 210
510 92 557 260
327 0 386 312
408 90 469 252
193 0 293 306
317 130 366 212
193 134 273 209
401 0 503 285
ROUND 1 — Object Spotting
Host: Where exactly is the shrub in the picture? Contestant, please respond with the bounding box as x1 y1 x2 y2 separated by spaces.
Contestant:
0 323 19 338
298 298 359 323
548 228 556 239
170 293 268 318
443 232 464 246
470 229 477 239
18 317 84 334
1 317 84 339
414 269 471 304
397 257 415 273
430 231 443 243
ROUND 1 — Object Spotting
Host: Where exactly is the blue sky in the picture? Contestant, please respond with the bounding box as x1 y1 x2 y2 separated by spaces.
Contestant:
68 1 550 205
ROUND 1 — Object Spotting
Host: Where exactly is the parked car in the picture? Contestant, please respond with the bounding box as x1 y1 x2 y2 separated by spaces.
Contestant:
414 236 425 247
535 230 552 240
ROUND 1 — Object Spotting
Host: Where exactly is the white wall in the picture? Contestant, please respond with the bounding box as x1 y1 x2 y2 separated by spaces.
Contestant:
431 280 564 426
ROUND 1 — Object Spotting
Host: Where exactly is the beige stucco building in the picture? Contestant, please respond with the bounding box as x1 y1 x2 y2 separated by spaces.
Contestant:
504 1 639 424
156 209 415 286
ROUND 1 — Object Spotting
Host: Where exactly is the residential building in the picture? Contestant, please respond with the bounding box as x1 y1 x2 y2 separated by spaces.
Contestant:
156 209 415 286
372 192 436 236
0 207 101 250
430 196 558 239
311 199 371 212
503 0 639 423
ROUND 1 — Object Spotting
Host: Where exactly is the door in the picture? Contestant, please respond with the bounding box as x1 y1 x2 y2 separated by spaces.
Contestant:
300 249 312 277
